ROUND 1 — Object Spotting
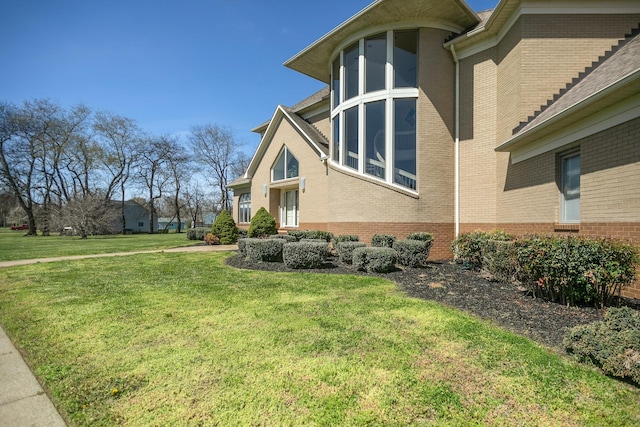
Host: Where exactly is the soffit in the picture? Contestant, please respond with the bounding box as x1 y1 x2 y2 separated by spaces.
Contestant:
285 0 479 83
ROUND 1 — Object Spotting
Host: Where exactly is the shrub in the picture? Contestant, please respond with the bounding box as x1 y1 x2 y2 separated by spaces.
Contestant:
187 227 209 241
333 235 360 247
564 307 640 385
244 238 284 263
450 230 513 270
204 233 220 245
482 239 517 282
211 210 238 244
393 239 431 268
287 230 334 242
407 232 434 243
371 234 396 248
238 228 248 239
270 234 297 243
238 238 248 256
336 241 366 264
514 235 639 307
282 241 329 269
352 247 397 273
248 207 277 238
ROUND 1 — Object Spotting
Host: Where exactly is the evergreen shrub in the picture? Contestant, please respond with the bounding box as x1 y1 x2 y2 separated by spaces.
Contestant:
407 232 434 243
248 207 277 238
187 227 209 241
371 234 396 248
352 247 397 273
211 210 238 244
270 234 297 242
393 239 431 268
282 241 329 269
244 238 284 262
287 230 334 242
450 230 513 270
564 307 640 385
336 241 366 264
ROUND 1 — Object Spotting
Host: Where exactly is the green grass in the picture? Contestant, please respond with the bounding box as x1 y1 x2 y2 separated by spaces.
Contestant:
1 252 639 426
0 227 197 261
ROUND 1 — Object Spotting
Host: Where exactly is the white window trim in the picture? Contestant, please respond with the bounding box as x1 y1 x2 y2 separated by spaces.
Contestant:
559 151 580 224
280 189 299 228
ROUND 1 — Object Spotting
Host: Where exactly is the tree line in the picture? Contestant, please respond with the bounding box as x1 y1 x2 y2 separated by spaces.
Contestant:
0 99 249 237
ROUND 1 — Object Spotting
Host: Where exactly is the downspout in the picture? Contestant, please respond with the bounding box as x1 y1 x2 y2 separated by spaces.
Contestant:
450 44 460 238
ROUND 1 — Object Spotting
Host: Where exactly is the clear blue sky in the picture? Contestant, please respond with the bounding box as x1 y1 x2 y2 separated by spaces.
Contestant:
0 0 498 154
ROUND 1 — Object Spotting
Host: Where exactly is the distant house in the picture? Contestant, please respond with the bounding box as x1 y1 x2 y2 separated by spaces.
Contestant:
229 0 640 298
157 217 187 232
112 200 156 234
203 212 217 228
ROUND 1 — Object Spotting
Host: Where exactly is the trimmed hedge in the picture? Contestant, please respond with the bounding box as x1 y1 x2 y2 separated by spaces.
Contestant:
450 230 513 270
282 241 329 269
238 238 248 257
353 247 397 273
211 210 238 244
287 230 334 242
333 235 360 247
248 207 277 238
393 239 432 268
186 227 209 241
564 307 640 385
407 232 434 243
371 234 396 248
270 234 297 243
482 239 517 283
336 241 367 264
244 238 284 262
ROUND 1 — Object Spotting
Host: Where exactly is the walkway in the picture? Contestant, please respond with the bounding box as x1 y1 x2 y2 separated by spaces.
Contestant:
0 244 237 426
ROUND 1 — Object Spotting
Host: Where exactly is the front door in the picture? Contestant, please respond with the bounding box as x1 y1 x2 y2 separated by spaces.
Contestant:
282 190 299 227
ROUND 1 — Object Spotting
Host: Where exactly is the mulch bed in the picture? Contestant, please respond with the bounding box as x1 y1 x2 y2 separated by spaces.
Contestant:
225 254 606 353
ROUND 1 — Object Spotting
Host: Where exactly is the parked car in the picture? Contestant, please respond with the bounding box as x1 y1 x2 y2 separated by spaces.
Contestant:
10 224 29 230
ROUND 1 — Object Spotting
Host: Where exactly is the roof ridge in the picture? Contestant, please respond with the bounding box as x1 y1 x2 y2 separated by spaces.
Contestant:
512 23 640 135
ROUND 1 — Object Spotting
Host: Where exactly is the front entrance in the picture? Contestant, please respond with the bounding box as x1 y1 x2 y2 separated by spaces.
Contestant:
281 189 299 227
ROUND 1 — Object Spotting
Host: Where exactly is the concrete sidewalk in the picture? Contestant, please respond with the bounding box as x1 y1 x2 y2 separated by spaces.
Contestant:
0 327 66 426
0 244 237 426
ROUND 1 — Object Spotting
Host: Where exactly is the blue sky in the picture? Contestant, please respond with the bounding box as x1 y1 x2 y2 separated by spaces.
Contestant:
0 0 498 154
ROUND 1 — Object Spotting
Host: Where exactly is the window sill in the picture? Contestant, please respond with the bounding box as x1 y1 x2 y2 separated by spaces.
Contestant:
554 223 580 233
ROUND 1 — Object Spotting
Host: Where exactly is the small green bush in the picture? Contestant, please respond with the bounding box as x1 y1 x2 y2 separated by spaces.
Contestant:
248 207 277 238
352 247 397 273
407 232 434 243
514 235 639 307
211 210 238 244
336 241 366 264
270 234 297 243
333 235 360 247
282 242 329 269
371 234 396 248
393 239 431 268
238 238 248 256
450 230 513 270
564 307 640 385
482 240 517 282
186 227 209 241
287 230 334 242
237 228 248 239
244 238 284 262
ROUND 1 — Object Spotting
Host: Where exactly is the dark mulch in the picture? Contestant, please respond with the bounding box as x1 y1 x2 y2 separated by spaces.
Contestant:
225 254 609 353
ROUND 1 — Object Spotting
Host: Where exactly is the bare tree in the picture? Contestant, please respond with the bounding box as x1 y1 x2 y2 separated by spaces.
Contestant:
137 135 174 233
165 146 191 233
58 194 118 239
188 124 244 212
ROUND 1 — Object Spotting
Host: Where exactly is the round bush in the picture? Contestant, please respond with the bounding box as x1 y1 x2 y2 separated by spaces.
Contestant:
393 239 431 267
406 232 434 243
336 241 366 264
244 238 284 262
248 207 277 238
352 247 397 273
371 234 396 248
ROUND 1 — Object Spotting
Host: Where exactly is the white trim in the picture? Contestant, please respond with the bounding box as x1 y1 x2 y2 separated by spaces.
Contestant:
510 93 640 163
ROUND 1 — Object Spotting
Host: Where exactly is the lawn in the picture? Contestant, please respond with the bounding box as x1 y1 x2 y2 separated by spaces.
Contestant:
0 227 196 261
0 252 639 426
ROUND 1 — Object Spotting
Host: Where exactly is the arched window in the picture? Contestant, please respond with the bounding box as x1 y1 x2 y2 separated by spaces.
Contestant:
238 193 251 223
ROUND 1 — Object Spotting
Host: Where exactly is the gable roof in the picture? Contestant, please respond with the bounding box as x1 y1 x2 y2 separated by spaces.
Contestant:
285 0 479 83
497 31 640 153
241 105 329 182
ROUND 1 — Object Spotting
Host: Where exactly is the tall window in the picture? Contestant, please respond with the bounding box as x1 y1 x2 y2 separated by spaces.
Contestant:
561 152 580 223
330 29 418 191
238 193 251 223
272 146 299 181
282 190 299 227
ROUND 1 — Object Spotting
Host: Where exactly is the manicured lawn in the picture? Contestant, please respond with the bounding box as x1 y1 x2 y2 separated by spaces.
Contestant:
0 227 196 261
0 252 639 426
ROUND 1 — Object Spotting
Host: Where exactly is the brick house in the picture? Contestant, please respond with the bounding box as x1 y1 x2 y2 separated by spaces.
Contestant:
229 0 640 297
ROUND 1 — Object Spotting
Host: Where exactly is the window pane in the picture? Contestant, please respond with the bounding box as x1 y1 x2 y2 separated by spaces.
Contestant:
286 151 299 179
344 106 359 170
344 42 359 100
332 115 340 161
284 190 298 227
562 154 580 222
365 101 385 178
365 33 386 93
239 193 251 223
273 150 285 181
394 99 416 190
332 56 341 108
394 30 417 88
